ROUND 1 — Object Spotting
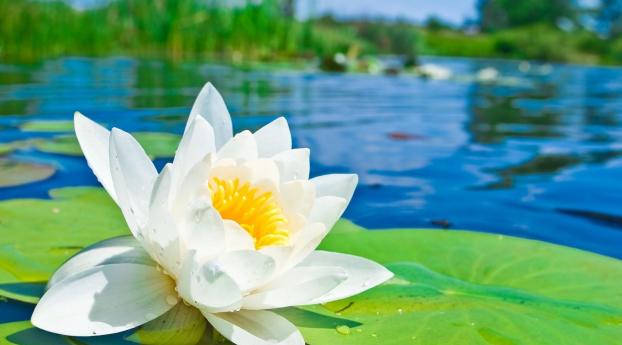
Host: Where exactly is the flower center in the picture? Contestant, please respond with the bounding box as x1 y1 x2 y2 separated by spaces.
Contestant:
208 177 289 249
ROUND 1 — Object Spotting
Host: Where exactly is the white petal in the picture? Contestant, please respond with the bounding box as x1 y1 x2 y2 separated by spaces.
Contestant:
299 251 393 304
187 82 233 149
224 220 255 251
308 196 347 232
253 117 292 158
48 236 154 288
287 223 328 269
109 128 158 236
173 116 216 188
242 266 346 310
259 245 294 273
214 250 275 291
146 164 181 273
177 252 242 313
204 310 304 345
272 149 310 182
32 263 176 337
173 154 212 216
216 130 258 162
208 158 252 184
310 174 358 205
181 199 225 261
74 112 117 203
242 158 280 191
279 180 315 218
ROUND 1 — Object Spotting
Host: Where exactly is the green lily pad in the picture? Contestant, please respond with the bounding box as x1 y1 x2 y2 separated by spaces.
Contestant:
0 187 127 299
0 159 56 188
0 321 72 345
300 225 622 344
0 143 14 155
1 188 622 344
20 121 74 133
31 132 181 159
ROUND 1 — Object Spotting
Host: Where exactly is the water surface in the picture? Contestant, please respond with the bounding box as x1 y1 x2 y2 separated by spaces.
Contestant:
1 56 622 260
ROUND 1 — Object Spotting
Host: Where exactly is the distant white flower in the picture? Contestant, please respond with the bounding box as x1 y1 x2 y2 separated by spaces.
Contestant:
476 67 499 82
31 82 393 344
416 63 452 80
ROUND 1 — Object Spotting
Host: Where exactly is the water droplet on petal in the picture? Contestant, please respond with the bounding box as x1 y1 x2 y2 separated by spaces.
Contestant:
336 325 350 335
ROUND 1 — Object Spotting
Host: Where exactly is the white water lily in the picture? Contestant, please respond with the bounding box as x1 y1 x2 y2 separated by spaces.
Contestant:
31 82 393 344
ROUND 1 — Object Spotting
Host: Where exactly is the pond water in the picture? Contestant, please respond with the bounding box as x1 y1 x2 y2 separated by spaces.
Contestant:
1 55 622 264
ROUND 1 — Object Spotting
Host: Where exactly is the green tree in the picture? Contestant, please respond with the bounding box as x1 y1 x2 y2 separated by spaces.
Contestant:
478 0 577 31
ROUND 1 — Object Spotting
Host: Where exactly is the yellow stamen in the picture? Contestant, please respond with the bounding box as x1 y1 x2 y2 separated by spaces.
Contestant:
208 177 289 249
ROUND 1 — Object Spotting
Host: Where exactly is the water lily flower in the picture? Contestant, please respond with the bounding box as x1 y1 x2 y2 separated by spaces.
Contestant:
31 82 393 344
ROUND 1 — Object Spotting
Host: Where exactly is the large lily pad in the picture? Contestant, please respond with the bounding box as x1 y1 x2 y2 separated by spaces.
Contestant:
31 132 181 159
1 188 622 344
0 187 127 302
0 159 56 188
301 225 622 344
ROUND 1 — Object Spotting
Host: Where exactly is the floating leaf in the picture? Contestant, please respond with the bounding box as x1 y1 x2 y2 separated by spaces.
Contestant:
0 159 55 188
0 143 13 155
0 283 44 305
125 303 207 345
300 225 622 344
30 135 85 156
19 121 74 133
31 132 181 159
0 187 127 302
0 321 71 345
1 189 622 344
0 321 136 345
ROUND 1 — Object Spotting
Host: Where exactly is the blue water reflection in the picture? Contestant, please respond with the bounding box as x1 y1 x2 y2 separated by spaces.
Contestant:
1 56 622 258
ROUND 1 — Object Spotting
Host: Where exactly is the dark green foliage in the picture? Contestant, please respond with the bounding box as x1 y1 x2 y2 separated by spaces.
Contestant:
0 0 419 63
478 0 576 32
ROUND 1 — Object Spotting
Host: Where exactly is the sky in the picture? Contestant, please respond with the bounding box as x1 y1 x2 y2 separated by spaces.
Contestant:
67 0 479 24
68 0 600 26
296 0 479 24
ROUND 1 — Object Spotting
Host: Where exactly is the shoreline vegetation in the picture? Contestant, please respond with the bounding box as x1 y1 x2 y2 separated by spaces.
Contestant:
1 0 622 69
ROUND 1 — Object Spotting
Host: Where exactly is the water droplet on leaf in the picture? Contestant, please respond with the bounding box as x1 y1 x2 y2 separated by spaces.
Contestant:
336 325 350 335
